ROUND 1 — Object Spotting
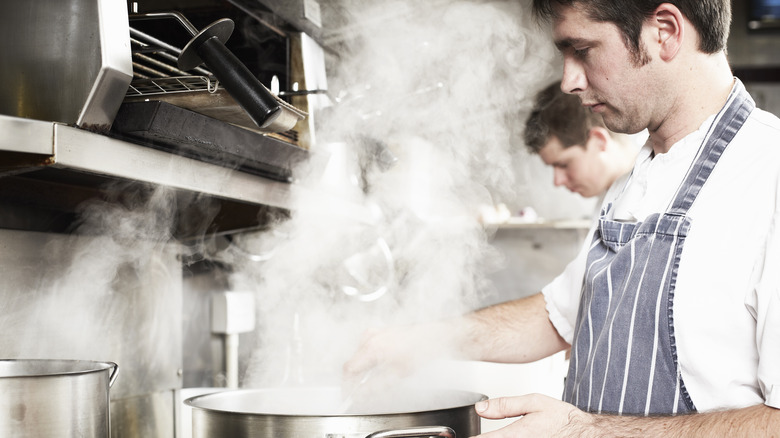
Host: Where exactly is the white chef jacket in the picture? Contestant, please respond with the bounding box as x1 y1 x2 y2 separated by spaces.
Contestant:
543 105 780 412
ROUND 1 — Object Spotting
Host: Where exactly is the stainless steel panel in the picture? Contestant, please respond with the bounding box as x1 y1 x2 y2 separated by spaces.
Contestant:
0 116 53 155
0 0 132 130
111 391 176 438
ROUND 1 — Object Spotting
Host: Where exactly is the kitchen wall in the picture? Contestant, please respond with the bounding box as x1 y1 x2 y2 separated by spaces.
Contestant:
730 0 780 116
746 83 780 116
729 1 780 69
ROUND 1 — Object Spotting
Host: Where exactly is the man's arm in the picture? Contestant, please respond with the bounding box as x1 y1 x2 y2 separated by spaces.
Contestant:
343 292 569 378
474 394 780 438
462 292 569 363
588 403 780 437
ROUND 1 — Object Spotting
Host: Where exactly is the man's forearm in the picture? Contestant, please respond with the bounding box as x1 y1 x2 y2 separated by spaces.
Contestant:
460 292 569 363
573 404 780 438
343 292 568 379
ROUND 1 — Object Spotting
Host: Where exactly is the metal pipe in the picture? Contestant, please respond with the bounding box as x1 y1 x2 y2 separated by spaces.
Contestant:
132 52 190 77
224 333 239 389
129 12 199 36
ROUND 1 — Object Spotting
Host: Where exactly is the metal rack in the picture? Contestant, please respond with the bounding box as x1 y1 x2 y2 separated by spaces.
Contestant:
126 75 218 96
128 27 219 98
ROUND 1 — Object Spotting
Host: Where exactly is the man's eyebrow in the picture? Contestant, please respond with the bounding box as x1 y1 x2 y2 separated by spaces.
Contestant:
554 37 589 51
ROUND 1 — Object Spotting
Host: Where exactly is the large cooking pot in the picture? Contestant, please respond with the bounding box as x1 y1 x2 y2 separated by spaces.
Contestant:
185 387 486 438
0 359 119 437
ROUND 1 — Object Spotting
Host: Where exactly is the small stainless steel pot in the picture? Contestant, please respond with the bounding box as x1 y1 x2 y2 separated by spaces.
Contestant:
185 387 486 438
0 359 119 437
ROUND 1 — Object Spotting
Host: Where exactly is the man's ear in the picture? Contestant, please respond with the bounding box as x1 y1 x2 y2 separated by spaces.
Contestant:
654 3 684 61
587 127 610 152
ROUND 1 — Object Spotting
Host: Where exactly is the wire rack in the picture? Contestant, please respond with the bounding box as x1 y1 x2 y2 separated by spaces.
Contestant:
127 27 218 97
126 75 219 97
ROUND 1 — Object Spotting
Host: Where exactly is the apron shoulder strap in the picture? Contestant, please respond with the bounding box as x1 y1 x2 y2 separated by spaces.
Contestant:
668 79 756 216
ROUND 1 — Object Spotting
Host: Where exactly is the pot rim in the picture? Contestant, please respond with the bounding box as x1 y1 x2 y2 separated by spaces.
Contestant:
184 387 488 418
0 359 118 382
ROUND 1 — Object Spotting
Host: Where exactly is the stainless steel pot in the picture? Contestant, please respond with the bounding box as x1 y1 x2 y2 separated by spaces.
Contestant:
0 359 119 437
185 387 486 438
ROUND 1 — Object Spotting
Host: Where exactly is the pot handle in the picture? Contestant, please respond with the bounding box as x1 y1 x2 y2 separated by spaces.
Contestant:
364 426 455 438
107 362 119 388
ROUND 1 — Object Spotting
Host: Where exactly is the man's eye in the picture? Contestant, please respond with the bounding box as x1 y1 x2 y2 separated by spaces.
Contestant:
574 47 589 57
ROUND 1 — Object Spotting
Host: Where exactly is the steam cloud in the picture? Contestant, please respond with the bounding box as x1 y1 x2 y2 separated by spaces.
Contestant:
0 181 204 395
0 0 575 419
0 0 567 411
228 0 563 396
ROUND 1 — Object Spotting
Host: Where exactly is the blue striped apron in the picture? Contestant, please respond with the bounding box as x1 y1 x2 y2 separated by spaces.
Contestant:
562 80 755 415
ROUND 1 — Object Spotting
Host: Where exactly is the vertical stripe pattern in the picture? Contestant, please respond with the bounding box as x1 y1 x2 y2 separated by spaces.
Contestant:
562 80 755 415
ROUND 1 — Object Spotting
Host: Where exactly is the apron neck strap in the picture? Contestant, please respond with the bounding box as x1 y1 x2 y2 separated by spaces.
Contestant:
667 79 755 216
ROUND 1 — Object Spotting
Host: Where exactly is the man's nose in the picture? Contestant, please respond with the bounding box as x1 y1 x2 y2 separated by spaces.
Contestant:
561 57 587 94
553 168 568 187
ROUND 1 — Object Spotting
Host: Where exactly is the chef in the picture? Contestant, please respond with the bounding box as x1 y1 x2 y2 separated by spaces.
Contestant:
524 81 639 200
345 1 780 436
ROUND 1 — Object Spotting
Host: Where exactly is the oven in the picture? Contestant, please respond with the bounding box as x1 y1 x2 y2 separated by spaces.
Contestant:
1 0 330 182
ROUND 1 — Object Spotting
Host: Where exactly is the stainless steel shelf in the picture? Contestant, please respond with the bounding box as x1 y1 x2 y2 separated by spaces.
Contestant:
0 114 302 237
489 218 593 230
0 114 296 210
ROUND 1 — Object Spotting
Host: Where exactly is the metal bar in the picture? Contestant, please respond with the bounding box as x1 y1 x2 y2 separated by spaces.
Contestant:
131 61 168 78
132 52 190 77
129 28 212 76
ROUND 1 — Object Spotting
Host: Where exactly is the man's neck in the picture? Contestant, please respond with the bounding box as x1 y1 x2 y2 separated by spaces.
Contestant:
647 53 734 155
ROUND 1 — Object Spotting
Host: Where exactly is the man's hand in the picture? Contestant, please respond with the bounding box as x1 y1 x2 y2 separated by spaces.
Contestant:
473 394 593 438
342 321 457 386
473 395 780 438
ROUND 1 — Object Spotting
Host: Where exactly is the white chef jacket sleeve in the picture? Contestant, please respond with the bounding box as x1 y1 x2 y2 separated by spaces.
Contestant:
748 197 780 409
542 222 594 345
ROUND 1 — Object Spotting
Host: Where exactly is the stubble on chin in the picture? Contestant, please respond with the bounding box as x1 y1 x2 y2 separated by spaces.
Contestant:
602 109 644 135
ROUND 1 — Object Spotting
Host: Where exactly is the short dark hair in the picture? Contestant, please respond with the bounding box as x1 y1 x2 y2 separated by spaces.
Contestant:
524 81 606 154
532 0 731 59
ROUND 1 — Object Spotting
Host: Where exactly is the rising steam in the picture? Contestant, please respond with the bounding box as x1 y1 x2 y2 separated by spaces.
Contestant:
229 0 561 393
0 0 570 412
